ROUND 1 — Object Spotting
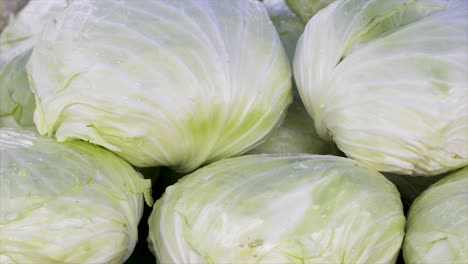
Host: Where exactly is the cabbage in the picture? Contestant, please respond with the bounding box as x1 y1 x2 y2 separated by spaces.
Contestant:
262 0 296 18
0 0 28 32
0 48 35 129
286 0 335 23
248 99 340 155
0 0 70 53
294 0 468 176
403 166 468 264
0 0 71 130
0 127 152 263
262 0 305 61
251 1 338 156
27 0 292 172
148 154 405 263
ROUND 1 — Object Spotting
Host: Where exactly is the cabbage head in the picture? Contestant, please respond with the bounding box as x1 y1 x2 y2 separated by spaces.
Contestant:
403 166 468 264
148 154 405 263
27 0 292 172
293 0 468 176
0 127 152 264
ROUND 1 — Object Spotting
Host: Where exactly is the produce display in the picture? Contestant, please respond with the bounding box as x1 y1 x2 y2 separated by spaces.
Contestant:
0 0 466 263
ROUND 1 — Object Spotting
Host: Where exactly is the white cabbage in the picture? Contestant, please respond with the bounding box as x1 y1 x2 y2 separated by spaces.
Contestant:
27 0 292 172
148 154 405 263
294 0 468 176
403 166 468 264
0 127 152 264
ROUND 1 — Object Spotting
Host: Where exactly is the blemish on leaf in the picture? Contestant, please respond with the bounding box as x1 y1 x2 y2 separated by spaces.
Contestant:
248 239 263 248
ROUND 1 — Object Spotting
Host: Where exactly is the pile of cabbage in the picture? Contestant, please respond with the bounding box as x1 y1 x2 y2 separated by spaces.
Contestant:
1 0 466 263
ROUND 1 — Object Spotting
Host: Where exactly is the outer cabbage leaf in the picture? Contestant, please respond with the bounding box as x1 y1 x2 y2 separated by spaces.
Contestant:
248 99 340 155
0 0 70 54
262 0 305 62
294 0 468 176
254 1 339 156
262 0 296 18
0 48 35 129
27 0 292 172
148 154 405 263
403 166 468 264
0 0 71 130
0 127 152 264
0 0 28 33
286 0 335 23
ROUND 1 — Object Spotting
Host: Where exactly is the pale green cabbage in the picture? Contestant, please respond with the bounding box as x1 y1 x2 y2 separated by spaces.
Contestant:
294 0 468 176
262 0 297 18
148 154 405 263
248 99 340 155
0 0 71 130
27 0 292 172
252 1 339 156
0 127 152 264
403 166 468 264
286 0 335 23
0 0 28 33
262 0 305 61
0 0 70 54
0 48 35 129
